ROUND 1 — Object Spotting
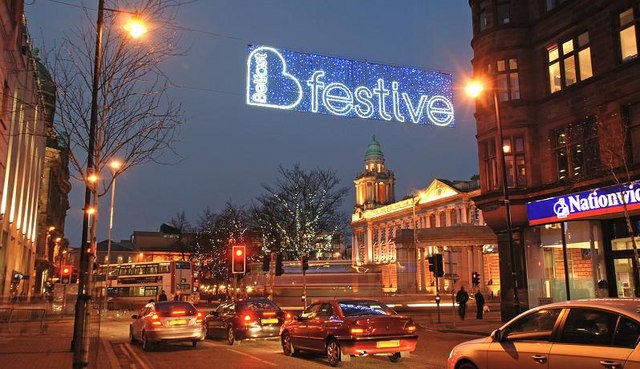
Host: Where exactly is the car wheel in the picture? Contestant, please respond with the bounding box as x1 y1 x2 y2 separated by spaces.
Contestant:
389 352 402 363
281 331 297 357
129 326 137 344
326 338 342 367
226 325 235 345
457 361 478 369
141 331 152 351
192 340 197 348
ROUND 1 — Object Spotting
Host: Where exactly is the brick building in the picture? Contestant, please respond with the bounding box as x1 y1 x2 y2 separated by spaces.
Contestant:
469 0 640 320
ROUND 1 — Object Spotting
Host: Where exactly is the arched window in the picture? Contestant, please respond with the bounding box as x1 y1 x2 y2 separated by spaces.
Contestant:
450 209 458 225
439 211 447 227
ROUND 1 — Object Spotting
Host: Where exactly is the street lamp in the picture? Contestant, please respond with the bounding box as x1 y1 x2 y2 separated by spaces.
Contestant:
466 80 520 315
72 1 146 366
105 160 122 288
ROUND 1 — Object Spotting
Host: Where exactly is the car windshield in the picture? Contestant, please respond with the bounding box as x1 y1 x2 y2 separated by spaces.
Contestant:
155 301 197 317
339 300 396 317
238 299 280 312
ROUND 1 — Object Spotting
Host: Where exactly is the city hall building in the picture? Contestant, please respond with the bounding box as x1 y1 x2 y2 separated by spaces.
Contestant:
469 0 640 319
351 137 500 296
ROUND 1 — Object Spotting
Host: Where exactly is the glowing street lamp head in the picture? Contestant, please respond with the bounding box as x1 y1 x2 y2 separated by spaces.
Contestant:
465 81 485 98
109 160 123 171
86 207 96 215
87 174 99 183
124 19 147 39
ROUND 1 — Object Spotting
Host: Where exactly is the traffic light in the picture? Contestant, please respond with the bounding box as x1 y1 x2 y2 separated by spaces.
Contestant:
262 254 270 272
472 271 481 286
231 245 246 274
275 253 284 276
428 254 444 277
301 254 309 271
61 265 72 284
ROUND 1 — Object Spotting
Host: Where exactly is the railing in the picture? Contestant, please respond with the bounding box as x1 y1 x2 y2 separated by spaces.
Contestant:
0 307 47 334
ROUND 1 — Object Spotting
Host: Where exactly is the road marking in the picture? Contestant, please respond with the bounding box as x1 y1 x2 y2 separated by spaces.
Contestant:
122 343 152 369
227 348 278 367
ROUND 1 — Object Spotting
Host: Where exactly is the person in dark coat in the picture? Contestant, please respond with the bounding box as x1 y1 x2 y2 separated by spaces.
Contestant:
456 286 469 320
158 290 168 301
475 290 485 319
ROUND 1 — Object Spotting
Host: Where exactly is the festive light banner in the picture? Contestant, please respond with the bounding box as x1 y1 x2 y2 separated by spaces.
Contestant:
246 45 455 127
527 181 640 226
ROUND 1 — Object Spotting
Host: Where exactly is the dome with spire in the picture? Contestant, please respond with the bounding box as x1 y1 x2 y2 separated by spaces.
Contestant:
365 135 384 161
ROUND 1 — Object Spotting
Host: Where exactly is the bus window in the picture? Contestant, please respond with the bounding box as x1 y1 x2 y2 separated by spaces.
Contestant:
175 261 190 269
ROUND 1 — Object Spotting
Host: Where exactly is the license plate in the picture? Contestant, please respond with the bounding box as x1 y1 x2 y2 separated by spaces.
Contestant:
168 319 187 326
261 318 279 324
376 340 400 348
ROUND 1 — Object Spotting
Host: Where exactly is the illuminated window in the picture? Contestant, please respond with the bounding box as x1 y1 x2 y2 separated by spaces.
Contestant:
483 139 499 191
553 119 599 181
495 58 520 101
547 32 593 93
503 136 526 188
618 7 639 62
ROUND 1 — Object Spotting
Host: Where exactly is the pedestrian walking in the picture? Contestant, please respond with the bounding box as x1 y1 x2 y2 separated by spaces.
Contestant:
456 286 469 320
158 290 168 301
475 290 485 319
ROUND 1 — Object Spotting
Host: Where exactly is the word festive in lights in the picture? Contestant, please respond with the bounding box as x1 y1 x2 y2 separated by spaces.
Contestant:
247 45 455 127
527 181 640 225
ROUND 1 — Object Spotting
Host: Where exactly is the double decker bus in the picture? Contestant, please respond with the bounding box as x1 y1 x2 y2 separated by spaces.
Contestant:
105 260 193 308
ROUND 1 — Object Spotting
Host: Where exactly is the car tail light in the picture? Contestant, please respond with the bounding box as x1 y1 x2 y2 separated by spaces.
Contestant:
262 311 276 317
243 314 256 325
404 322 417 333
171 309 187 316
285 312 293 322
196 312 203 324
151 314 162 326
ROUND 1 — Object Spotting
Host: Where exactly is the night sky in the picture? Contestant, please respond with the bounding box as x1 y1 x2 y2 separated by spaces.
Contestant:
24 0 478 246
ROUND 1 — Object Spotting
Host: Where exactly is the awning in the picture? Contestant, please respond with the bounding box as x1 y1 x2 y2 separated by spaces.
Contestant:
394 224 498 247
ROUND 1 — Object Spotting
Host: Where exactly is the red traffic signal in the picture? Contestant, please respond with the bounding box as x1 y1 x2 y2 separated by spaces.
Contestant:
61 265 72 284
232 245 246 274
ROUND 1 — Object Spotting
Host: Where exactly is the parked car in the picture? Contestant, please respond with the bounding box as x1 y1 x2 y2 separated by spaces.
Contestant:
204 297 289 344
129 301 205 351
280 299 418 367
448 298 640 369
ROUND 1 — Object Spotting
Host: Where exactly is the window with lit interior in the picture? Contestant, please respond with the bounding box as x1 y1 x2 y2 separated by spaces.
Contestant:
547 32 593 93
491 58 520 101
618 7 639 62
553 119 599 181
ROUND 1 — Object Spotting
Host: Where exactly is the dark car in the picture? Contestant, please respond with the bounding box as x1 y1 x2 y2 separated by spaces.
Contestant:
280 299 418 367
204 297 289 345
129 301 205 351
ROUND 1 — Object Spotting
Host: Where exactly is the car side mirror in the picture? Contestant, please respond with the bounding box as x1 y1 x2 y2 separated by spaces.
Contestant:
294 315 304 321
131 314 139 320
490 329 502 342
211 311 219 317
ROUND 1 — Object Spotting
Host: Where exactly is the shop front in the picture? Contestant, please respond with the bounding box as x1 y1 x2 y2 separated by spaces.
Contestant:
526 182 640 307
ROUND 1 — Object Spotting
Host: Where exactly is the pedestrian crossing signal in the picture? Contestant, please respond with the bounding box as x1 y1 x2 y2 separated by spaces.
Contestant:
61 266 72 284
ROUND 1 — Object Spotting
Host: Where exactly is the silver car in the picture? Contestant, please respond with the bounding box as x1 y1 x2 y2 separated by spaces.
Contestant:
129 301 205 351
448 299 640 369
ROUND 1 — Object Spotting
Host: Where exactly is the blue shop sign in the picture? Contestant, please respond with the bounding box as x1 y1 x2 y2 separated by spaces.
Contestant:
527 181 640 225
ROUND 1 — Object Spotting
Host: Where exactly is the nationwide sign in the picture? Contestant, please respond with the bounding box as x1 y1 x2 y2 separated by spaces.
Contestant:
246 45 455 127
527 181 640 226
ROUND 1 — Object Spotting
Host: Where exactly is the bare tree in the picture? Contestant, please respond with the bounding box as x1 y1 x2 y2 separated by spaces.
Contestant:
600 113 640 297
253 164 349 259
46 0 185 198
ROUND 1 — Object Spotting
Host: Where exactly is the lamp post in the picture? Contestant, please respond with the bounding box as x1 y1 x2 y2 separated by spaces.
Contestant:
71 2 146 366
105 160 122 289
466 81 520 316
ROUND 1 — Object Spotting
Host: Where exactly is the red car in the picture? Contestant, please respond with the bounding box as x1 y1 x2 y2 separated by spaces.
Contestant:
279 299 418 366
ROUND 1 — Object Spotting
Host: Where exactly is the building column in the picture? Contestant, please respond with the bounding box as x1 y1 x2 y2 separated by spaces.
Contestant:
419 247 427 293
